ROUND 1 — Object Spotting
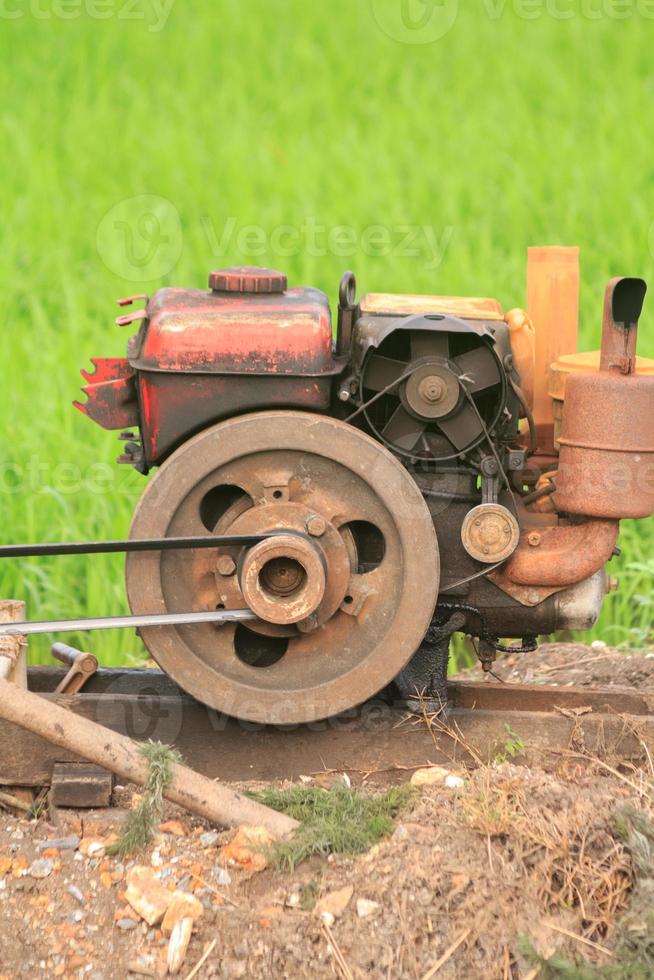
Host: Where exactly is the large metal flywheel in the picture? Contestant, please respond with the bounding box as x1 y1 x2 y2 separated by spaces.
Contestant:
126 411 440 724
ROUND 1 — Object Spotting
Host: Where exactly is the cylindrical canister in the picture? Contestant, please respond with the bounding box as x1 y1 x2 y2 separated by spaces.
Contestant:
555 277 654 519
556 371 654 518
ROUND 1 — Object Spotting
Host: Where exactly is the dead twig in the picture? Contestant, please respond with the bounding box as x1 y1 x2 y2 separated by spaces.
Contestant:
549 748 651 798
0 789 31 812
190 872 240 908
321 921 354 980
542 921 614 957
183 938 217 980
419 929 471 979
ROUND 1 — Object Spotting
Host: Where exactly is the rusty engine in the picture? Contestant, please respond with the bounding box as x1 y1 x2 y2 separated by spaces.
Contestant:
75 249 654 724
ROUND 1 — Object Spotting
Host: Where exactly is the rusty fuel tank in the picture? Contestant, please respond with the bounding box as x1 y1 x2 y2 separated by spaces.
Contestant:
556 277 654 519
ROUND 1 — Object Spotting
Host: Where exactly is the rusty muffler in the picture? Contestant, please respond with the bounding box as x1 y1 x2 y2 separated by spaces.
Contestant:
556 277 654 519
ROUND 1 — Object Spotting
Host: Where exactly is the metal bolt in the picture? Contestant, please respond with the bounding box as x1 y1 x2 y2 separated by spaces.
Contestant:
216 555 236 576
338 387 350 402
297 613 319 634
306 515 327 537
527 532 542 548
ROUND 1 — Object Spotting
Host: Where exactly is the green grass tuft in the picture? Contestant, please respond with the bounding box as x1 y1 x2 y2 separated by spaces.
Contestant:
249 785 415 871
109 742 181 858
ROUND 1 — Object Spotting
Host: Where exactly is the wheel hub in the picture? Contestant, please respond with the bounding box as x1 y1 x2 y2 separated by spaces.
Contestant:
239 534 325 625
126 411 440 724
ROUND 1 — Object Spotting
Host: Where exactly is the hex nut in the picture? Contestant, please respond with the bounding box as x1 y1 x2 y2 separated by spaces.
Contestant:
216 556 237 576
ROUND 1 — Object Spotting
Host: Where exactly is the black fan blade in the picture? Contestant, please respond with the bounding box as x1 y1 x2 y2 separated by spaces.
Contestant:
382 405 427 451
453 347 500 394
437 407 485 451
364 354 406 393
410 330 449 360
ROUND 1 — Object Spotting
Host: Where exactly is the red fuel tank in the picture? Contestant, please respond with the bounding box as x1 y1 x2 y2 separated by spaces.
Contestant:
123 267 339 467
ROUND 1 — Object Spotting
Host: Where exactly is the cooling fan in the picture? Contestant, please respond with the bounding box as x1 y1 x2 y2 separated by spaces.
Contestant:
360 321 506 459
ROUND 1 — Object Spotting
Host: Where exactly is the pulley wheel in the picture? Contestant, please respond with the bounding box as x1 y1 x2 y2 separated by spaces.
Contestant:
126 411 439 724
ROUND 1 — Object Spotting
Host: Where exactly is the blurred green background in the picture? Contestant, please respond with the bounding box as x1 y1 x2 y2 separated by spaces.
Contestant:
0 0 653 666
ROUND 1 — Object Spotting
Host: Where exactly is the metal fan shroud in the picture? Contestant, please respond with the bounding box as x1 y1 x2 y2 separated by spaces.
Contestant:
359 322 506 460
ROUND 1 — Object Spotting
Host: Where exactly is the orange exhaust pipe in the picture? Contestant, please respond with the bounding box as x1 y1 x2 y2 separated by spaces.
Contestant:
527 246 580 453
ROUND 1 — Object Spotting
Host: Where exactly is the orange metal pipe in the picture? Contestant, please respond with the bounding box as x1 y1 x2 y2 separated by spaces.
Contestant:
503 519 618 588
527 247 580 452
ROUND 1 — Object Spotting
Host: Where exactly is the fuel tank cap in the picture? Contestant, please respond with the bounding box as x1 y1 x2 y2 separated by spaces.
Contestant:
209 266 288 294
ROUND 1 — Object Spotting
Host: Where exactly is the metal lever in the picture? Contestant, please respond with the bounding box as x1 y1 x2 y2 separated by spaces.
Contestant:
52 643 99 695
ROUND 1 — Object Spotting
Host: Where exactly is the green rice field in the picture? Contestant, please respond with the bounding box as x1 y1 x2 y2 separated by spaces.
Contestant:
1 0 653 666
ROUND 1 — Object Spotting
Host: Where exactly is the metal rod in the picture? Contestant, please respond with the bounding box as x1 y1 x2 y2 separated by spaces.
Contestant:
0 534 269 560
0 609 257 637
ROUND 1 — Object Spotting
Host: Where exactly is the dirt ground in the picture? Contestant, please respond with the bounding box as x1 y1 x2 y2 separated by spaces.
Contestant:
1 642 653 980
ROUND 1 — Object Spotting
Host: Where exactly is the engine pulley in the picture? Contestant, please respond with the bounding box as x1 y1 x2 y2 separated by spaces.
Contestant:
460 503 520 564
125 411 440 724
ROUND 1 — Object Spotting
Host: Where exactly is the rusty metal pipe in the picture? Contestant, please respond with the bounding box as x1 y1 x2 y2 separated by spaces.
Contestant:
600 277 647 374
0 678 298 838
503 519 619 588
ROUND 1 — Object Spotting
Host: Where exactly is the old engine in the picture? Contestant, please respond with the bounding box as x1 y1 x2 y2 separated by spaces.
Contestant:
76 251 654 724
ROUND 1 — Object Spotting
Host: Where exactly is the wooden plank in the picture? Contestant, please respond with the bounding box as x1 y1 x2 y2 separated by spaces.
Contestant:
449 680 654 716
0 691 651 788
50 763 113 808
27 669 654 716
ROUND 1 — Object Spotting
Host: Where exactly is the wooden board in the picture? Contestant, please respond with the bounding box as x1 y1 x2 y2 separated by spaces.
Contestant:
0 669 652 788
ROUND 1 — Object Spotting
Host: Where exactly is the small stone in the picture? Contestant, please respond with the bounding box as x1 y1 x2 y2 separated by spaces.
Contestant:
286 892 300 908
67 884 85 904
214 867 231 887
444 774 465 790
38 836 80 852
315 885 353 920
319 911 335 927
167 917 193 975
158 820 188 837
221 825 274 872
125 866 173 926
199 831 219 849
126 954 156 977
161 892 204 937
356 898 380 918
117 918 139 931
410 766 452 787
27 859 54 879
